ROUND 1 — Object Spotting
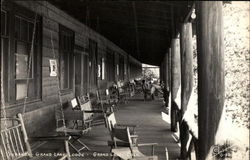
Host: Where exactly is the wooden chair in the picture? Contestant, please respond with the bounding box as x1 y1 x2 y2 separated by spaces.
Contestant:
118 86 130 104
110 127 158 160
62 96 108 129
96 89 117 112
0 113 71 160
106 113 138 149
55 105 91 153
106 113 137 135
77 96 107 127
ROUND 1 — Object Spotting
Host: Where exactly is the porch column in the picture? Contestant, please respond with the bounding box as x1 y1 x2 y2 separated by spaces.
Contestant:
196 2 224 160
180 22 193 158
163 52 170 107
168 48 171 93
170 38 181 131
163 53 168 88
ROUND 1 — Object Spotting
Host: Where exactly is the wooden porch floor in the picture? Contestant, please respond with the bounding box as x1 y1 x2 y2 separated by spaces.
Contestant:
33 95 180 160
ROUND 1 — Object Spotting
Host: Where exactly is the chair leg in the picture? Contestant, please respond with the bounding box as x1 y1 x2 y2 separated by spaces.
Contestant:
64 140 71 160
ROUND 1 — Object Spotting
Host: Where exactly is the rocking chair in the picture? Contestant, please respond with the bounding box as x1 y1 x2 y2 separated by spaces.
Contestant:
0 113 71 160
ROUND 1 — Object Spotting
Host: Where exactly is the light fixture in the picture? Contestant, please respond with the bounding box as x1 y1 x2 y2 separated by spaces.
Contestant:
191 9 196 19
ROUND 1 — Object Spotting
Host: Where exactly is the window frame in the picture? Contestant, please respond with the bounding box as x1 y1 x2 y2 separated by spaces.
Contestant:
1 5 42 104
59 25 74 92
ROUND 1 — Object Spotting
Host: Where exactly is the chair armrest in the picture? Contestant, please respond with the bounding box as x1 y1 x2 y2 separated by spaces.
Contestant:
137 143 158 147
130 135 139 138
117 124 137 128
84 110 103 113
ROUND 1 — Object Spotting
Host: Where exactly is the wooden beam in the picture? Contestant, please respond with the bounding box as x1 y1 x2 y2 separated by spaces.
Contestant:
196 2 224 160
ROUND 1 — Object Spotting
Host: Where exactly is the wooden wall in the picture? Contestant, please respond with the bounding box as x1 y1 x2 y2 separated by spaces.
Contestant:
1 0 142 136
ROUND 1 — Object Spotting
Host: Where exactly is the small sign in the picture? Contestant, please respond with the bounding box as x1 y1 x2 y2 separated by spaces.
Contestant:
49 59 57 77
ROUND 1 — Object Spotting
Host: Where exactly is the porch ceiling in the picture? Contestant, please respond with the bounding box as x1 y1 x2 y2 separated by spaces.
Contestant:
48 0 194 66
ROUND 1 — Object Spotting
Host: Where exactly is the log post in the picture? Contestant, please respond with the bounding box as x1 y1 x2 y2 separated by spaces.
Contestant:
168 48 171 92
180 22 193 158
196 2 224 160
170 38 181 132
164 52 169 90
163 52 170 108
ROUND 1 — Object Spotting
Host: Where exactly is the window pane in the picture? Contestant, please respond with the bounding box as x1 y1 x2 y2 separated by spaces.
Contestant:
15 42 32 79
117 64 119 75
98 64 101 78
20 19 28 41
60 51 69 89
16 41 28 55
16 82 27 100
16 54 28 79
102 58 105 80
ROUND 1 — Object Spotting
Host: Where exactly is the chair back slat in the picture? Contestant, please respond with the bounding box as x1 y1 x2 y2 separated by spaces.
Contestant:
16 127 24 153
17 114 32 157
8 130 17 156
0 147 6 160
107 113 117 132
1 132 10 160
14 127 23 156
11 127 20 155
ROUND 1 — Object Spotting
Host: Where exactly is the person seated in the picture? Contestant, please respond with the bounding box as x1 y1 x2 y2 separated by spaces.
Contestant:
142 80 150 101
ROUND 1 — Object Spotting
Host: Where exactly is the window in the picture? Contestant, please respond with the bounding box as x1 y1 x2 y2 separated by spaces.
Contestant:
124 61 127 76
97 55 105 80
119 56 124 80
59 25 74 91
106 48 115 82
89 39 98 87
14 16 40 100
83 55 88 93
1 7 41 102
1 10 8 36
116 64 119 76
101 57 105 80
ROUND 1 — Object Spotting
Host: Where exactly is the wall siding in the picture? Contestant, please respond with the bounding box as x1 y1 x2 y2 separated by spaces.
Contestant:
2 0 142 137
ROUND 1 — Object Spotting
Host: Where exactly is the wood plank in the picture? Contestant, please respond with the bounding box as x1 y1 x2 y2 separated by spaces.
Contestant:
43 27 59 42
42 34 59 50
42 46 59 59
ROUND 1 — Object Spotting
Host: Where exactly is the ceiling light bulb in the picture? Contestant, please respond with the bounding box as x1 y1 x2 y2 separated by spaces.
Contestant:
191 9 196 19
